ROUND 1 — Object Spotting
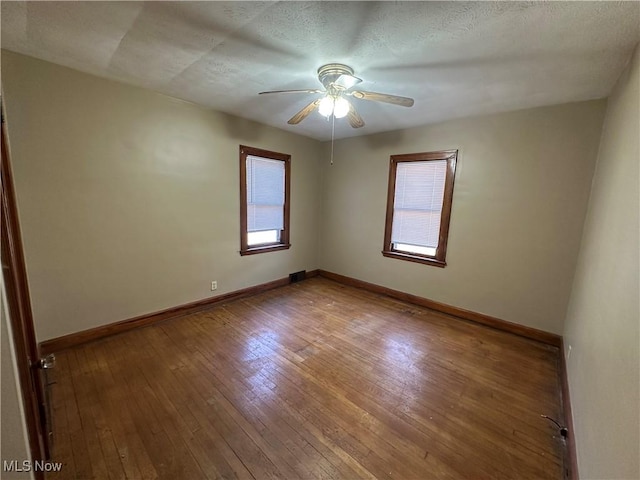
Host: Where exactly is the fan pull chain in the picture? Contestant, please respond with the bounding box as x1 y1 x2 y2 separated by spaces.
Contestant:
330 113 336 165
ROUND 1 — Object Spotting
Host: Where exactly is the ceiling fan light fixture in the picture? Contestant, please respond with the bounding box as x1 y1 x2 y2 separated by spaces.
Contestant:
318 95 350 119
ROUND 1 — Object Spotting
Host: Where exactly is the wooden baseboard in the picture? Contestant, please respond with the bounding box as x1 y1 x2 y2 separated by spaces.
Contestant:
317 269 562 347
40 270 319 355
559 339 579 480
40 266 559 351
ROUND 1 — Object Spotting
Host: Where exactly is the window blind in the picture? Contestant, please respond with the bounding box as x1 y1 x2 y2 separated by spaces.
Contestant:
246 155 285 232
391 160 447 249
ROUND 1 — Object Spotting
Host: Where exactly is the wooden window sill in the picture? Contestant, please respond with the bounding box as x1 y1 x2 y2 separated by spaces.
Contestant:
240 243 291 256
382 250 446 268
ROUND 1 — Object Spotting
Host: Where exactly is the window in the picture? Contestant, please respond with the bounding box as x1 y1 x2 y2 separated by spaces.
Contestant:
239 145 291 255
382 150 458 267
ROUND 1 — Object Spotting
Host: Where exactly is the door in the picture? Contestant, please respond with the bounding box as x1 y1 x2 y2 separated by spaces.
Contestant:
1 105 52 473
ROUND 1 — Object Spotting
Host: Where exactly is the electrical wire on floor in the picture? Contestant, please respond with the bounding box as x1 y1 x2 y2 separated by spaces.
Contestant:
541 414 568 438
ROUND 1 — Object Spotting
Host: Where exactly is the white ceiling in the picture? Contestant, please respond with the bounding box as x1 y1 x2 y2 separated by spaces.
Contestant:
2 1 639 141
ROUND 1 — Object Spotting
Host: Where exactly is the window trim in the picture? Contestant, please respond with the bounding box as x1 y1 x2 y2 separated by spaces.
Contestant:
239 145 291 256
382 149 458 268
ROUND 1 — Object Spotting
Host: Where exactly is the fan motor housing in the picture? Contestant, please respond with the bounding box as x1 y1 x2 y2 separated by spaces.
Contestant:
317 63 355 89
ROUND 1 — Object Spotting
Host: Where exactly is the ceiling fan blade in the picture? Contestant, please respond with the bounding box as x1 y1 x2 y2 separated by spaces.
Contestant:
334 74 362 89
288 99 321 125
349 90 414 107
347 105 365 128
259 89 323 95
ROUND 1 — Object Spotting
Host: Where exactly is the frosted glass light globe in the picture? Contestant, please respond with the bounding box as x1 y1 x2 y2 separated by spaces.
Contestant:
333 96 350 118
318 96 334 117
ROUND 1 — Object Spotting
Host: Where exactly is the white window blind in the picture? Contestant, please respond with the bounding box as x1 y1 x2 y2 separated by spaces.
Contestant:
391 160 447 249
246 155 285 233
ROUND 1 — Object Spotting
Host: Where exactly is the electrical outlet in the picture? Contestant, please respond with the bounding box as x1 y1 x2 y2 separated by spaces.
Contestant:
211 281 217 291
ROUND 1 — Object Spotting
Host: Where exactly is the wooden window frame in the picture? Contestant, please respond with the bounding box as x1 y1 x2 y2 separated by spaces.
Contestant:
239 145 291 256
382 149 458 268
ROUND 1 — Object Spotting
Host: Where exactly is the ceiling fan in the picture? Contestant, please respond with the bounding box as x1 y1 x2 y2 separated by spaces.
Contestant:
259 63 414 129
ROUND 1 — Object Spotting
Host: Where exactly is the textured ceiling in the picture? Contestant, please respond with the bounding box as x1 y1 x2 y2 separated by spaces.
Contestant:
2 1 639 140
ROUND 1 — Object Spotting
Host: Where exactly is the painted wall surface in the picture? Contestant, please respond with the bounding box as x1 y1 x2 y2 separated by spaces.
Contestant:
563 45 639 479
1 51 322 341
319 101 606 334
1 275 35 480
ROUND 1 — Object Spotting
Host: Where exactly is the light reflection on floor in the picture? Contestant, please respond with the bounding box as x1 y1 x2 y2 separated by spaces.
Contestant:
383 332 424 370
383 332 427 410
243 329 280 399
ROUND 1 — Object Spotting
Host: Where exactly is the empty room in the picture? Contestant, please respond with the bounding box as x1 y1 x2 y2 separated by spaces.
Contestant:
1 2 638 479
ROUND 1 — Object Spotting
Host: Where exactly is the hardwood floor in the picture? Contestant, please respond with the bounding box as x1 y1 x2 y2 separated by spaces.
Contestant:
47 277 565 479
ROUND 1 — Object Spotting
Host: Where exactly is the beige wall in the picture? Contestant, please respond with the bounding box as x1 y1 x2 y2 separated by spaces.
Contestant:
1 275 34 480
1 51 322 341
563 45 640 479
319 101 606 334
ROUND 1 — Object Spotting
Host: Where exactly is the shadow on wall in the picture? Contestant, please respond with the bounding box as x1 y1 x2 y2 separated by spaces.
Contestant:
220 113 266 142
363 128 406 150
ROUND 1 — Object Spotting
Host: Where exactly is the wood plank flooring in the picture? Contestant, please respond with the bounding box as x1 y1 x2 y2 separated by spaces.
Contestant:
47 277 565 479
